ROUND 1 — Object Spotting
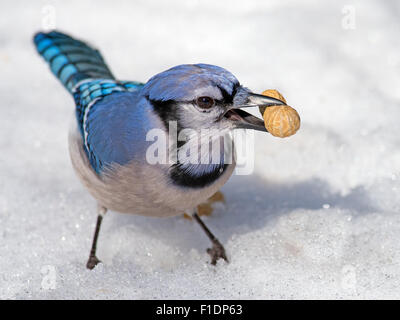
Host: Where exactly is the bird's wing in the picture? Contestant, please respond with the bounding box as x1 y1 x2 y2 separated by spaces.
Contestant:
73 79 143 137
73 80 146 174
34 31 149 175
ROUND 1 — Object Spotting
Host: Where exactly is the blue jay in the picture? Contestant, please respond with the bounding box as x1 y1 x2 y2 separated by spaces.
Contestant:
33 31 285 268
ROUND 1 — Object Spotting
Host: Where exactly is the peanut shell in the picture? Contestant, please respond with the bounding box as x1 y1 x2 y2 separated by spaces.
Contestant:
263 105 300 138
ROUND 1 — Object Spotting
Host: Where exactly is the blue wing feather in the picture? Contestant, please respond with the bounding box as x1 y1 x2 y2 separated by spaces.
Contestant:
73 79 143 137
73 80 145 173
83 90 154 174
34 31 148 174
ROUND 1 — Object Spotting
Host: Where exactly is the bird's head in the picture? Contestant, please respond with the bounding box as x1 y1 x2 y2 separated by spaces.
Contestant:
142 63 285 133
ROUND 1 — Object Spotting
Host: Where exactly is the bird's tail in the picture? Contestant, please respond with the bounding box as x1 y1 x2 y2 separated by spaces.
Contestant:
33 31 115 93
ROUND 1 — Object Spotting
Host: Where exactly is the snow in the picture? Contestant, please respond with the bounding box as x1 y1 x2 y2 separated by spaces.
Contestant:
1 0 400 299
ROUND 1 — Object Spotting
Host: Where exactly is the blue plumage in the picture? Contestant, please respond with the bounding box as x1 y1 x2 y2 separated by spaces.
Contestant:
33 31 278 178
83 91 158 173
34 31 144 172
33 31 115 92
34 30 285 268
34 31 238 175
75 83 145 172
142 63 239 102
74 80 143 135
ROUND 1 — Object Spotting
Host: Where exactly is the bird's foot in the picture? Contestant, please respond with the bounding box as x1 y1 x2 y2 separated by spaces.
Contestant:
86 255 101 270
207 240 228 265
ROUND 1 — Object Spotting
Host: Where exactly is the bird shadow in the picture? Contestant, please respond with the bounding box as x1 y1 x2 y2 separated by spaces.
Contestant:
106 174 375 257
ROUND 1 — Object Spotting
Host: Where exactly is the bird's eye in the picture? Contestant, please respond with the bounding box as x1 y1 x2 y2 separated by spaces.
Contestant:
196 96 215 109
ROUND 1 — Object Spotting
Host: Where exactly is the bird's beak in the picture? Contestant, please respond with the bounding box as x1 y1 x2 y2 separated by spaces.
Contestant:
222 92 286 132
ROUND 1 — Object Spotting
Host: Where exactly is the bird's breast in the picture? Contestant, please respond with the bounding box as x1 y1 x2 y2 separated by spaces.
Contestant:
69 125 235 217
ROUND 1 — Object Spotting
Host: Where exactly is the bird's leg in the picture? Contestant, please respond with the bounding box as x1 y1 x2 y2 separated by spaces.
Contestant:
86 205 107 270
192 212 228 265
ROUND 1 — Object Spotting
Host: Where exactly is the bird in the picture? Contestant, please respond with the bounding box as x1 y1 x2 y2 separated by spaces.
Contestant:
33 30 285 269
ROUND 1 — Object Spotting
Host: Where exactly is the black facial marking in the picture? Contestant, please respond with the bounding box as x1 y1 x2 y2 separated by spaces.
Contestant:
231 82 239 97
170 134 234 188
217 82 240 105
217 86 233 104
148 98 174 127
148 97 184 133
148 95 234 188
169 163 230 188
149 97 187 149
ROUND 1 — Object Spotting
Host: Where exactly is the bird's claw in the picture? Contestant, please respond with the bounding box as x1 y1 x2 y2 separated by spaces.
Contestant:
207 240 228 265
86 255 101 270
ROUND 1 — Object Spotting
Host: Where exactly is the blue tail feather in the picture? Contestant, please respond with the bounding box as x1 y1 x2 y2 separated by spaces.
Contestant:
33 31 115 92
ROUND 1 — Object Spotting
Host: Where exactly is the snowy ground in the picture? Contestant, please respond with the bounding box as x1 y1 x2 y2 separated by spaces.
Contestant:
1 0 400 299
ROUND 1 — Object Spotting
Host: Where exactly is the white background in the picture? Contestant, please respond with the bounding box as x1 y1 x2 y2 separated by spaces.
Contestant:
1 0 400 299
